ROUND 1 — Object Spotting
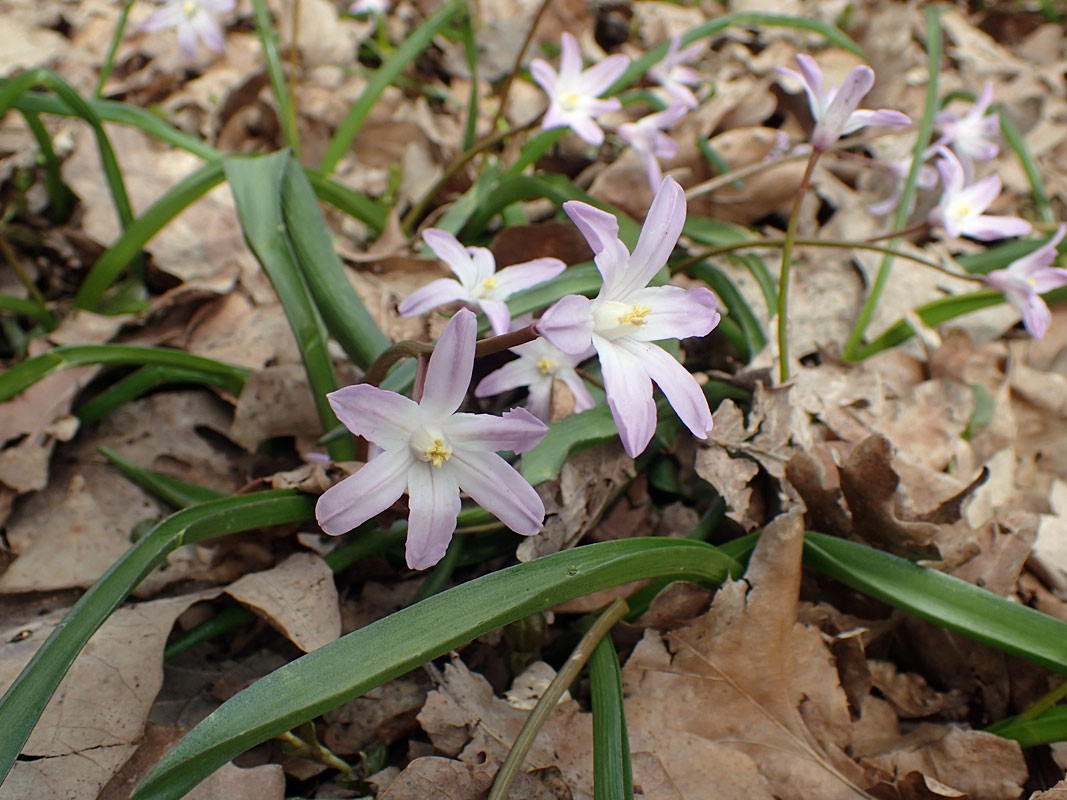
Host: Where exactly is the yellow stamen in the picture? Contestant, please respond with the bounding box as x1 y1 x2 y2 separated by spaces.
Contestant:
182 0 198 15
482 276 499 289
424 439 451 468
536 357 556 375
619 303 651 327
561 92 582 111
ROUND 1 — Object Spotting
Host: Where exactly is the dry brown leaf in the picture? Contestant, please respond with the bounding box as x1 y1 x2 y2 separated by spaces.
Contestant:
225 552 341 653
623 511 869 800
379 756 494 800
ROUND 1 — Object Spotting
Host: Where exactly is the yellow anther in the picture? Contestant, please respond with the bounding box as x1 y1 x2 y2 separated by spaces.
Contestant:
619 303 652 327
561 92 582 111
482 276 499 289
424 439 451 468
182 0 199 15
536 357 556 375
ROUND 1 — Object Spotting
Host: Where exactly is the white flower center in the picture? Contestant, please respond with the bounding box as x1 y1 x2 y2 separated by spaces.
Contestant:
536 356 557 375
182 0 199 17
560 91 583 112
592 300 653 341
411 427 452 468
946 198 973 222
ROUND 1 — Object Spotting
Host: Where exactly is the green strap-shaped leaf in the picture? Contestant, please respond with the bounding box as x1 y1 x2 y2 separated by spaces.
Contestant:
224 151 353 460
0 344 250 403
131 539 738 800
280 159 391 368
589 633 633 800
0 491 316 784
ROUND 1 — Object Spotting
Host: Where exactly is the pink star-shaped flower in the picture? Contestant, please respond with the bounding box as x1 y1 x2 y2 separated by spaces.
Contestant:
986 225 1067 338
140 0 235 58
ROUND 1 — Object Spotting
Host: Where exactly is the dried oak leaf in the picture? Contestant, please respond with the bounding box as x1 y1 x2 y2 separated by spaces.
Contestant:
623 511 870 800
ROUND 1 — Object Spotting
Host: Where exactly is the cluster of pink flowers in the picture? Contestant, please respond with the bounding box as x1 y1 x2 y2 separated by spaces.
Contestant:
312 37 1064 568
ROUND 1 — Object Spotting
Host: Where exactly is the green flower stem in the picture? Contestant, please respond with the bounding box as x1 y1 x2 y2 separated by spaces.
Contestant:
20 110 76 222
363 323 540 387
488 598 629 800
676 237 983 283
990 678 1067 735
843 5 942 361
0 232 52 312
95 0 136 98
776 150 820 383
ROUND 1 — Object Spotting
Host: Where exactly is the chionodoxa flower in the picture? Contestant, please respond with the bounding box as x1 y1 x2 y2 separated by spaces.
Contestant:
316 309 548 570
986 225 1067 339
140 0 235 58
537 177 720 458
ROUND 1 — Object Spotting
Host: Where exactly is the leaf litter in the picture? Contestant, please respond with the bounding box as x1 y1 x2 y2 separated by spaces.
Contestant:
4 0 1067 797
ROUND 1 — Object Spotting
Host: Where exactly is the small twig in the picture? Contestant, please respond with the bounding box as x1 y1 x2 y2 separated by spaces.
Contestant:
487 0 552 135
777 150 821 383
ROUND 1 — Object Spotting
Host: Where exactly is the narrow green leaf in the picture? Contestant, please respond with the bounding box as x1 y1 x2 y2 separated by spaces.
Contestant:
999 110 1054 225
100 447 228 508
458 7 478 152
803 531 1067 675
0 294 55 328
589 634 633 800
305 172 387 236
318 0 465 175
280 158 391 368
498 127 567 181
76 364 243 425
989 706 1067 748
251 0 300 158
0 491 316 785
688 261 766 359
224 151 353 460
132 538 737 800
20 109 76 223
74 160 226 310
0 344 250 403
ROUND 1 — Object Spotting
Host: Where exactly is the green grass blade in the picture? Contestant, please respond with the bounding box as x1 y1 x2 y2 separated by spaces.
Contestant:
318 0 465 175
608 12 864 97
10 90 220 161
803 531 1067 675
251 0 300 158
589 633 633 800
0 490 316 785
74 160 227 309
999 110 1054 225
458 7 478 152
0 344 250 403
688 261 767 360
100 446 228 508
306 172 387 236
989 707 1067 748
280 159 390 368
224 151 353 460
131 538 737 800
95 0 136 97
76 364 243 426
0 294 55 328
20 109 76 223
498 127 568 182
843 6 941 359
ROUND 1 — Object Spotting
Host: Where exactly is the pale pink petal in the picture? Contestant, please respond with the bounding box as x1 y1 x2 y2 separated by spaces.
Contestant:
327 384 421 449
529 59 557 93
316 448 412 534
190 9 225 51
405 461 461 569
489 258 566 297
935 148 965 194
140 4 185 31
792 55 826 116
541 104 569 131
469 247 497 286
397 278 472 317
448 451 545 534
567 113 605 146
958 215 1032 241
640 151 663 192
955 174 1003 216
814 65 874 149
446 408 548 453
843 108 910 134
1027 267 1067 295
475 358 544 398
537 294 595 354
559 32 582 79
564 200 620 256
620 339 711 440
479 298 512 336
421 308 477 419
557 370 596 412
525 378 553 422
580 53 630 96
1018 289 1052 338
665 83 699 109
615 176 686 297
596 336 656 458
423 228 479 287
624 285 720 341
176 19 200 58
